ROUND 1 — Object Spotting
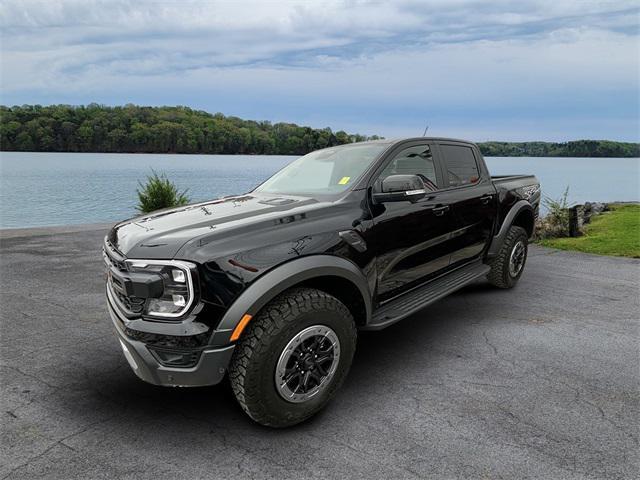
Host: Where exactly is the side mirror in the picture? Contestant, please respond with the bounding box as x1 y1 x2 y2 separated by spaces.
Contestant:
372 174 427 203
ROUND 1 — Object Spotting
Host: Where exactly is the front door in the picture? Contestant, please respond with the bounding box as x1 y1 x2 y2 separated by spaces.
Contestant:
364 142 458 302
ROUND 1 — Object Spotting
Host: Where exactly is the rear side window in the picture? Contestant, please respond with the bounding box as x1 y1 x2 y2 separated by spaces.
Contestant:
440 144 480 187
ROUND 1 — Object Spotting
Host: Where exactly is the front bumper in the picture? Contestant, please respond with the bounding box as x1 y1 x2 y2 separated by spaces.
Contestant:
107 287 235 387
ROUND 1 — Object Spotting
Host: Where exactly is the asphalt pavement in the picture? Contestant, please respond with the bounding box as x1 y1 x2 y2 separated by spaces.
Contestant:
1 225 638 479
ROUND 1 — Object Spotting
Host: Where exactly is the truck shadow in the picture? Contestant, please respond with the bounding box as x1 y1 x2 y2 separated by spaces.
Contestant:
79 281 501 432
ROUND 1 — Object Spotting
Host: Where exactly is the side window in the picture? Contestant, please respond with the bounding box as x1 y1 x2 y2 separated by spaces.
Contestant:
378 144 439 191
440 144 480 187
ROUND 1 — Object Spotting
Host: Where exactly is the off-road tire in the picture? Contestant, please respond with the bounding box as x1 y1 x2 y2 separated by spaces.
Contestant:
487 225 528 289
228 287 357 427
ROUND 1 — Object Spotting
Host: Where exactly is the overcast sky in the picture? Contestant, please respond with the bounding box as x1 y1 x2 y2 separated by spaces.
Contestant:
1 0 638 141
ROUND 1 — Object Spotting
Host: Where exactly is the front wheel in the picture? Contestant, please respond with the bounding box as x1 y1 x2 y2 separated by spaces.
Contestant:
228 287 357 427
487 225 529 289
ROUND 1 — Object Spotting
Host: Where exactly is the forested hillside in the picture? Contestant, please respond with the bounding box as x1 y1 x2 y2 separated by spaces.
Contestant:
478 140 639 158
1 105 638 157
0 104 379 155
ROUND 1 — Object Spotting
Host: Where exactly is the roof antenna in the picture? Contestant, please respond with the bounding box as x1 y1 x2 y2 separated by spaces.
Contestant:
422 125 429 136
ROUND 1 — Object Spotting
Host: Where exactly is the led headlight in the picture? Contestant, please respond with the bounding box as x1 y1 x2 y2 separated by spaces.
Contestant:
125 259 197 318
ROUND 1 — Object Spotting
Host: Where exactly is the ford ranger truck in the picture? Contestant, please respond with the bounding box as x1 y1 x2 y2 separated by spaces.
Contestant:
104 137 540 427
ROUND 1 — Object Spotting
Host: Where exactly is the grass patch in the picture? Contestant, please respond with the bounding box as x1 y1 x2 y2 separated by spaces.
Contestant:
539 204 640 258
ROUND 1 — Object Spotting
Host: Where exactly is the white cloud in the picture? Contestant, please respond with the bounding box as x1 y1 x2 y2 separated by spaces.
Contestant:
0 0 638 140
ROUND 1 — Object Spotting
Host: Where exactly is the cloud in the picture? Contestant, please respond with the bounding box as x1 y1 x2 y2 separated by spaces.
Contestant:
1 0 638 140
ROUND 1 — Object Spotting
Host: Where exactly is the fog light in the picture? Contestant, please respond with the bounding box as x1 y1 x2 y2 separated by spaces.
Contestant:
150 348 200 367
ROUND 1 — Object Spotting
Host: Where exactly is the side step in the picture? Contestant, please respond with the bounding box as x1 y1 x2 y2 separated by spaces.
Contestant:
364 262 490 330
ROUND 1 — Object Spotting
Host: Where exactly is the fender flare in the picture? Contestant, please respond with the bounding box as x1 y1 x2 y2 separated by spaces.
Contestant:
487 200 534 258
209 255 372 345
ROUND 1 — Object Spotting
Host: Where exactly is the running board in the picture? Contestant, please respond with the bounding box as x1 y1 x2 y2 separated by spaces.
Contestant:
364 262 490 330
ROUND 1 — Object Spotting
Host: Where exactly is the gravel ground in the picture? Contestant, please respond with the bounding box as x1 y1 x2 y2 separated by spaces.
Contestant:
1 226 638 479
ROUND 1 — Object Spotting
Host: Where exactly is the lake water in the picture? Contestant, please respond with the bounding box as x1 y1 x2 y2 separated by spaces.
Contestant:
0 152 638 229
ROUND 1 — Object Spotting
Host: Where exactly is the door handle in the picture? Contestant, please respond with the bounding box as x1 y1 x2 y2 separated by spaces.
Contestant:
433 205 450 216
480 195 493 205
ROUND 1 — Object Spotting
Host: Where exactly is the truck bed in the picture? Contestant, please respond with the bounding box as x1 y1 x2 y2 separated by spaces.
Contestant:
491 174 540 194
491 174 537 183
491 174 541 221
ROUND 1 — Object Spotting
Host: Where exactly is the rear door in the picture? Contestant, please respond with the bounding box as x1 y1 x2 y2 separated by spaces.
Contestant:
364 141 458 302
435 142 497 266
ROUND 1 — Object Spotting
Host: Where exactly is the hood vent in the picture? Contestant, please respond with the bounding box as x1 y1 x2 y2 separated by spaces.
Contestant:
258 197 297 206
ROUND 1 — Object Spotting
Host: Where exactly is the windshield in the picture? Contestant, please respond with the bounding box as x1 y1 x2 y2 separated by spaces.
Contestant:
254 143 388 196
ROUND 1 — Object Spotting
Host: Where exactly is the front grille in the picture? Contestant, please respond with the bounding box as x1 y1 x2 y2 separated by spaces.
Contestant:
103 239 127 271
114 288 145 314
104 240 145 317
108 275 145 317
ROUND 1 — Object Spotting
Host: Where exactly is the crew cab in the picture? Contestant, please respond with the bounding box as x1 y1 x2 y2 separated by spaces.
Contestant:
104 137 540 427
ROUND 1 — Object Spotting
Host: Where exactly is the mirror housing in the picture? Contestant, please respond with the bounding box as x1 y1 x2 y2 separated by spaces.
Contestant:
373 174 427 203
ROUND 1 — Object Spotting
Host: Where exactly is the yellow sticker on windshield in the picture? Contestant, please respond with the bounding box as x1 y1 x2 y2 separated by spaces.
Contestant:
338 176 351 185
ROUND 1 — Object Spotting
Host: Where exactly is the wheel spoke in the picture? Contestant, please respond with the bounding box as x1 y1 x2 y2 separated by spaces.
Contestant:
301 370 312 389
318 344 333 354
316 362 328 376
310 370 322 385
284 370 301 386
316 354 332 364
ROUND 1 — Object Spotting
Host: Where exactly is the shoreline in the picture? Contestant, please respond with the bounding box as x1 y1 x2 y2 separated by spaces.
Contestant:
2 202 639 235
0 222 112 239
1 150 639 159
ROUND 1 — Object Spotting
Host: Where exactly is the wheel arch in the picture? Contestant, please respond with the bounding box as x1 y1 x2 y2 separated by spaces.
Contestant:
211 255 372 345
298 275 368 327
487 200 534 259
512 208 535 238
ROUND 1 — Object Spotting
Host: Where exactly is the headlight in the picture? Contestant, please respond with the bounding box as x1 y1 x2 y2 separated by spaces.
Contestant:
125 259 197 319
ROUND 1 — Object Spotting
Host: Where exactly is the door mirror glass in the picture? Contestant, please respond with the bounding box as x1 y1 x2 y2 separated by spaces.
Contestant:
373 174 426 203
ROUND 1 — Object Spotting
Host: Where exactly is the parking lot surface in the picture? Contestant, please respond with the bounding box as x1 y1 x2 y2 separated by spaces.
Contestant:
1 226 638 479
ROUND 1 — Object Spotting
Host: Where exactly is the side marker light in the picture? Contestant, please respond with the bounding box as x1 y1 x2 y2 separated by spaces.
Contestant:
230 314 253 341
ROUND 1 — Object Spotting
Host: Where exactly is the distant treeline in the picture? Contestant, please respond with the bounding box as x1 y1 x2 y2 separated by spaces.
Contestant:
477 140 639 158
1 104 638 157
0 104 380 155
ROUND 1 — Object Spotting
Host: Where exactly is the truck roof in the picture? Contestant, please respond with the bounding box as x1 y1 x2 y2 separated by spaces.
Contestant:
353 137 477 147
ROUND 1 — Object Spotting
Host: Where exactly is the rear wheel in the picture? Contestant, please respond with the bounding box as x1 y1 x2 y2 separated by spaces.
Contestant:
228 287 357 427
487 225 528 289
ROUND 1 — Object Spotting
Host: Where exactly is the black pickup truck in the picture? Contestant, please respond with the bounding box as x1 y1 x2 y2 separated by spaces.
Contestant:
104 137 540 427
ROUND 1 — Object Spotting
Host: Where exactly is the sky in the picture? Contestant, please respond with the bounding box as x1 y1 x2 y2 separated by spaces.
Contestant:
1 0 639 141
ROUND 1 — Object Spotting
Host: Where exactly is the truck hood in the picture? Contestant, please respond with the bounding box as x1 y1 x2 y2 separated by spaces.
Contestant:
108 193 320 259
